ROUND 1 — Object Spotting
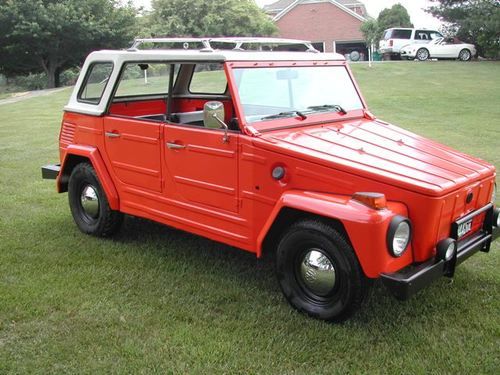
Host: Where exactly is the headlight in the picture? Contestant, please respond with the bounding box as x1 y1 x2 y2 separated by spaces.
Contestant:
387 216 412 257
436 238 457 261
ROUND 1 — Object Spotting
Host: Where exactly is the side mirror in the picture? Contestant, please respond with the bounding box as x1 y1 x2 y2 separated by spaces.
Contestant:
203 101 229 143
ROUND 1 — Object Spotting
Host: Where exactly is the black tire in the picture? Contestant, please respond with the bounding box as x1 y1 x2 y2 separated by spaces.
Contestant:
458 48 472 61
68 162 123 236
276 220 370 322
416 48 430 61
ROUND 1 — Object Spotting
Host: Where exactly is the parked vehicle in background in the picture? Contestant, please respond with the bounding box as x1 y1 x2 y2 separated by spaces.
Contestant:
401 37 476 61
379 28 443 60
42 37 499 322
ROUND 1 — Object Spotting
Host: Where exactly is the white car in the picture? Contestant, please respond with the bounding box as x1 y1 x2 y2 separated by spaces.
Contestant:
378 28 443 60
400 37 476 61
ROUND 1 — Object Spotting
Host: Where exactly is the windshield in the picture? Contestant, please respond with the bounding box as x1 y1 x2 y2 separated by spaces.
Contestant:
233 66 364 124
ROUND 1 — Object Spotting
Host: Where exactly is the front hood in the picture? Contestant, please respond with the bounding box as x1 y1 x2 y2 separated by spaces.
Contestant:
261 118 495 196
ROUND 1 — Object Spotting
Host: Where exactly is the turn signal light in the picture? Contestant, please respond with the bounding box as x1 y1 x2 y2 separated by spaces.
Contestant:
352 192 387 210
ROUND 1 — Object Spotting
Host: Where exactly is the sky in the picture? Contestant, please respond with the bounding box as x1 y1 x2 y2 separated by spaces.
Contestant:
132 0 443 30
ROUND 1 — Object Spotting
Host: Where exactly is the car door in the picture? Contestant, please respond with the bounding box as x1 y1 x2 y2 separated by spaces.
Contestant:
103 62 173 193
432 39 456 58
161 62 240 213
103 117 162 192
163 124 239 213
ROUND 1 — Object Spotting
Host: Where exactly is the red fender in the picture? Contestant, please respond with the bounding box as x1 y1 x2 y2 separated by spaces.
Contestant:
58 145 120 210
257 190 412 278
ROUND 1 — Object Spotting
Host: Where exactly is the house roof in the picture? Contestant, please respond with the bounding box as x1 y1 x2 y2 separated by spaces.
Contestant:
263 0 294 13
269 0 367 22
264 0 367 18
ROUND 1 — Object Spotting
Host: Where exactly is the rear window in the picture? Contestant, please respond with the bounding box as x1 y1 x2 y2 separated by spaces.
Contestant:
78 62 113 104
390 29 412 39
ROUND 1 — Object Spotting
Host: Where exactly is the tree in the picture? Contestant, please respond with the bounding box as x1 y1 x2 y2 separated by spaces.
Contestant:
147 0 277 37
360 19 380 48
360 4 413 49
427 0 500 58
377 3 413 32
0 0 138 88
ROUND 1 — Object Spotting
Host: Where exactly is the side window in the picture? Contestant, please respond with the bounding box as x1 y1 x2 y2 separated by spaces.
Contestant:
189 63 227 94
392 29 412 39
78 62 113 104
415 31 429 40
430 32 443 40
115 63 177 98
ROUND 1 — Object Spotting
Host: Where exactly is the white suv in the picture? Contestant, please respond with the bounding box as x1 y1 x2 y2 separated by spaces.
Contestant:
379 28 443 60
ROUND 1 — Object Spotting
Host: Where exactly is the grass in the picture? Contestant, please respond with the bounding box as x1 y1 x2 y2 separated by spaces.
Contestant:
1 61 499 373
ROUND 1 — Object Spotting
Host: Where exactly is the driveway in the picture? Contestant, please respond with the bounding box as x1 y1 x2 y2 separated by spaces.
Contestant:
0 87 67 106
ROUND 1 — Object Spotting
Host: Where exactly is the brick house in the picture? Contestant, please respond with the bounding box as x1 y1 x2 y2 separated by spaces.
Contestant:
263 0 369 60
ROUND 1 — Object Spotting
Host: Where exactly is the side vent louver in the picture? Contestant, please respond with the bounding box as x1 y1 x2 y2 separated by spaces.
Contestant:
60 122 76 144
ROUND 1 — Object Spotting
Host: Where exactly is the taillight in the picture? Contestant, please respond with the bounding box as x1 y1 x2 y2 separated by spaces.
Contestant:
389 39 394 47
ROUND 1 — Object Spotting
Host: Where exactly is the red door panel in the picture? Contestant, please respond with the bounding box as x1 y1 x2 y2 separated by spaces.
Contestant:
163 124 239 213
104 116 162 192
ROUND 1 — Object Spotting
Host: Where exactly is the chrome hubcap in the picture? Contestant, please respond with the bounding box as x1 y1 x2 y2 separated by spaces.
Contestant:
300 249 336 296
80 185 99 218
461 51 470 60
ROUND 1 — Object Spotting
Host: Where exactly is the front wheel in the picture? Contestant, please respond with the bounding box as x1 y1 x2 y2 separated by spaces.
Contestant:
68 162 123 236
416 48 430 61
276 220 370 322
458 49 472 61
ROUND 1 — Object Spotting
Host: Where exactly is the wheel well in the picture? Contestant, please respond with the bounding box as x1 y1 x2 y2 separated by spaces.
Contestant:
59 155 90 192
261 207 353 258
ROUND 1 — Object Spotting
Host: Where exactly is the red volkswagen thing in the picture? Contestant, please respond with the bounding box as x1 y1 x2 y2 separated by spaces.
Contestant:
42 38 499 321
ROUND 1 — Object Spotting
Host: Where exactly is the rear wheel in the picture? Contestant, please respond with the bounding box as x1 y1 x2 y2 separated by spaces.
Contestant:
276 220 370 322
416 48 430 61
458 48 472 61
68 162 123 236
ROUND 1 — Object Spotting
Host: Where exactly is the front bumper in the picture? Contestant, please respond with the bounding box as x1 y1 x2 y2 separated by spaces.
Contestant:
381 205 499 300
41 164 60 179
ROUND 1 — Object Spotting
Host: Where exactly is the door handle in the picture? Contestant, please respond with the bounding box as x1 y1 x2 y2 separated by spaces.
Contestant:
166 142 186 150
105 132 121 138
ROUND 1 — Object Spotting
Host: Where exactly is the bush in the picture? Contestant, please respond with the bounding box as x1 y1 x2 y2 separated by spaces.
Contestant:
60 68 81 86
11 73 48 90
1 68 81 93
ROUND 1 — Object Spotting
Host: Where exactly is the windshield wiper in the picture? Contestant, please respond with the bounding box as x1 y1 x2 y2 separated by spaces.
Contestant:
261 110 307 121
306 104 347 115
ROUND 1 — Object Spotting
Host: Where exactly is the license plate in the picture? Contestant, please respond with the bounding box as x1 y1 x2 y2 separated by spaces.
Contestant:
457 219 473 238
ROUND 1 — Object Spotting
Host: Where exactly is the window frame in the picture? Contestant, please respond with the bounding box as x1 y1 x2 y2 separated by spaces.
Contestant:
188 63 228 95
77 61 114 105
113 61 179 100
106 60 180 115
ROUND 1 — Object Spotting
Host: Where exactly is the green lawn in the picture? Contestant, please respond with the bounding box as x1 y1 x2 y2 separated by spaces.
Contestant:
1 61 499 373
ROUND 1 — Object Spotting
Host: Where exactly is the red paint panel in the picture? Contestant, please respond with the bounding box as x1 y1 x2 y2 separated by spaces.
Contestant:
109 99 166 116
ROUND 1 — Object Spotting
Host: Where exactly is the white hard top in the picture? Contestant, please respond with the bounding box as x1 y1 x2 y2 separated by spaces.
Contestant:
88 49 345 63
65 37 345 116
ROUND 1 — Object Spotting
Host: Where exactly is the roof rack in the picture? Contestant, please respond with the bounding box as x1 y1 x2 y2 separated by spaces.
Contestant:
129 37 319 53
